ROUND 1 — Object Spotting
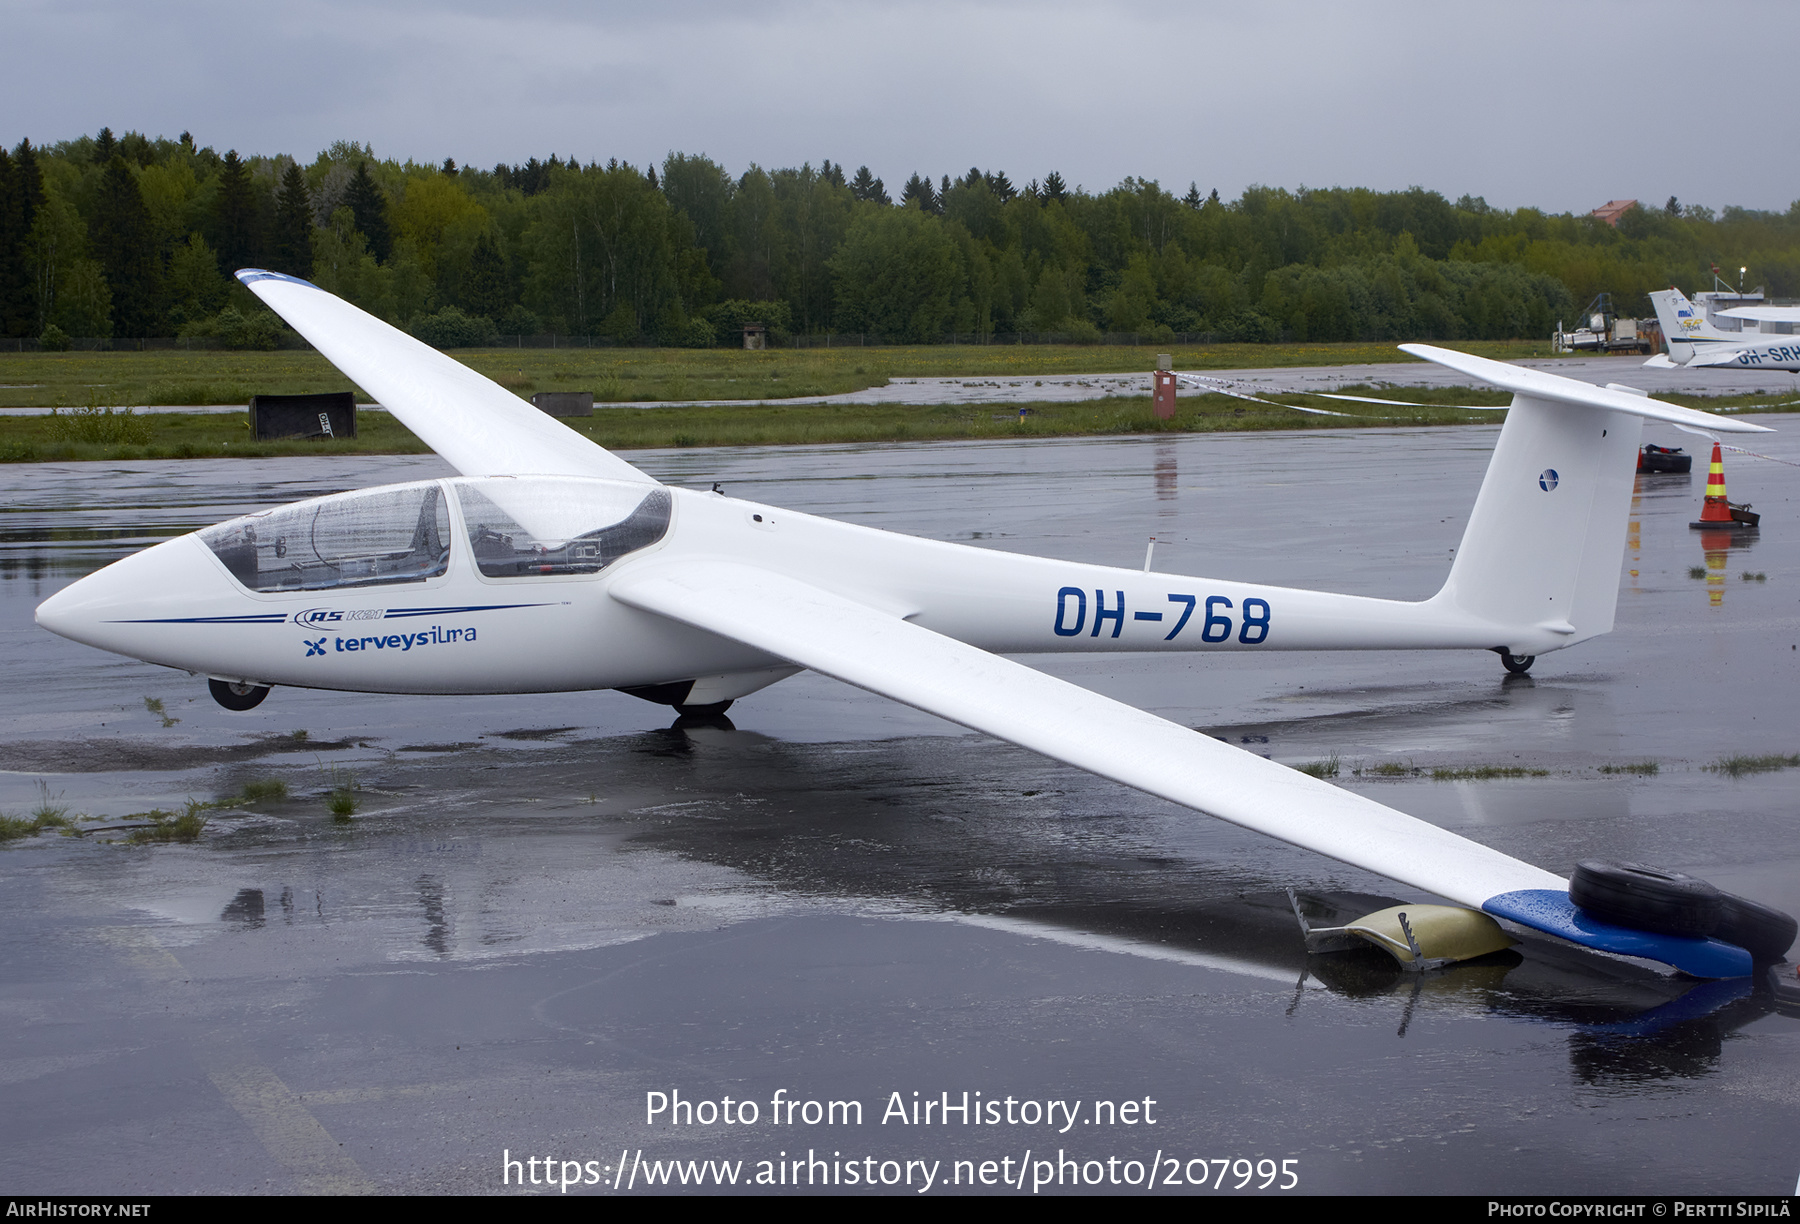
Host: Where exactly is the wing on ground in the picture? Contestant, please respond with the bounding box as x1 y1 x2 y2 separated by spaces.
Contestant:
237 270 656 484
613 562 1754 976
612 561 1567 907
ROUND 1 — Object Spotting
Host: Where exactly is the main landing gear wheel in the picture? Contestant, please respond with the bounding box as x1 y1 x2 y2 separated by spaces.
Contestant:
1493 649 1535 675
1717 893 1799 963
1570 860 1798 961
673 699 734 718
1570 860 1721 937
209 678 271 711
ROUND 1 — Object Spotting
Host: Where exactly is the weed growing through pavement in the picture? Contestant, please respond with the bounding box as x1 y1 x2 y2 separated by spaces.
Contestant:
143 696 179 727
1598 761 1660 776
1705 753 1800 777
126 801 210 843
322 765 360 819
239 778 288 803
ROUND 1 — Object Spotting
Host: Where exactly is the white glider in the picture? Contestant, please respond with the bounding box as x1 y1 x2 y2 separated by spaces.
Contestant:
35 270 1778 979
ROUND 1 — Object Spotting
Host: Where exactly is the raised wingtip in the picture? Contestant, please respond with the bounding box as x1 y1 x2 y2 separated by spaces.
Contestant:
235 268 321 290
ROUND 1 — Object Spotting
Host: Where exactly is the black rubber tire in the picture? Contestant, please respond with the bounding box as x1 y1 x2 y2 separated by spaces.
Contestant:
1569 860 1723 937
673 699 733 718
209 678 271 711
1502 653 1535 675
1716 892 1798 963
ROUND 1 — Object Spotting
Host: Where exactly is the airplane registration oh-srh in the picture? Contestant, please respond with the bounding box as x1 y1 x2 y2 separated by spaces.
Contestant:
34 270 1794 980
1646 286 1800 371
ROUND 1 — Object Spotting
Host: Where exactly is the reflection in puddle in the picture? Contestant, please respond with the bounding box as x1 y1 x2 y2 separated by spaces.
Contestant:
1697 526 1756 608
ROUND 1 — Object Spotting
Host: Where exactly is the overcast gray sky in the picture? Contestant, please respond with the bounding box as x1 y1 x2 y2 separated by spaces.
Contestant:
6 0 1794 215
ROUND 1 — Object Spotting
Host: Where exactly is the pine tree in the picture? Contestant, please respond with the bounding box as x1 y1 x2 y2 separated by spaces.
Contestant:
0 146 25 336
92 127 116 165
273 162 313 278
1042 171 1067 203
210 150 262 274
344 162 392 264
1183 182 1202 209
0 140 46 333
92 155 158 336
850 166 889 205
987 170 1015 201
462 231 512 321
442 157 458 175
901 172 936 213
937 176 950 215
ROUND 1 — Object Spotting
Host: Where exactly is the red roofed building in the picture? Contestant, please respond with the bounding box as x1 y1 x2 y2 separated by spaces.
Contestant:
1591 199 1637 227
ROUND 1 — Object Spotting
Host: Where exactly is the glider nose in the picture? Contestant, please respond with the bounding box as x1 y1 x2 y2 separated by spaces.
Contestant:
35 549 151 651
35 535 234 655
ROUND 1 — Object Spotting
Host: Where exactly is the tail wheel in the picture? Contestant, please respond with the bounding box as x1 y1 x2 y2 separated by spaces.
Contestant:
209 678 271 711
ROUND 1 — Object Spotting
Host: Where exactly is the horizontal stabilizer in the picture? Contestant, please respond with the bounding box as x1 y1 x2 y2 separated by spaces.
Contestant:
1401 344 1773 433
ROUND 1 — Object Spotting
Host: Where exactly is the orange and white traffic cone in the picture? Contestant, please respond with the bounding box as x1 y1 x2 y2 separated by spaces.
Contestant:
1690 443 1758 529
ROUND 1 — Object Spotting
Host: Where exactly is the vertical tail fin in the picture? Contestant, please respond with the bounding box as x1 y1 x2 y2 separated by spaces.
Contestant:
1399 345 1771 654
1434 397 1641 649
1648 287 1729 363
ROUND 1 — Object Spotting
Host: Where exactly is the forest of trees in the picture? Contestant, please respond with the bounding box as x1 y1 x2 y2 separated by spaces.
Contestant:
2 127 1799 348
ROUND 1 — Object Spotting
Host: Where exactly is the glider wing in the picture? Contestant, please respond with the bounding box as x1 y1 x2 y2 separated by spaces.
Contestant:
613 560 1752 976
237 270 656 484
612 560 1565 906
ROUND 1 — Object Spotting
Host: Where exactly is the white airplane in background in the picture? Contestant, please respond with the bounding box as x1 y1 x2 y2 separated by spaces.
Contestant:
34 270 1790 980
1647 287 1800 371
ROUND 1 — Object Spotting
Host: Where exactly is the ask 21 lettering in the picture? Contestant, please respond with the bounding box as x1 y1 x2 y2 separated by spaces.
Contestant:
1052 588 1272 644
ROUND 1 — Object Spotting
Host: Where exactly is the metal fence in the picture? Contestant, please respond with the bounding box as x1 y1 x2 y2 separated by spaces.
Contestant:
0 330 1228 354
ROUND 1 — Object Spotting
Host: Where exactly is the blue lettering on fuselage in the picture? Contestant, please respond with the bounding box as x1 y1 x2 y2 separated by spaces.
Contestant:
305 625 479 656
1051 589 1271 644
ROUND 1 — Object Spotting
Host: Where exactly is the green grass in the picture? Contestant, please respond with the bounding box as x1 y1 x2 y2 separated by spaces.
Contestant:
0 811 72 840
1351 760 1552 780
1598 761 1660 775
239 778 288 803
1 340 1788 461
142 695 179 728
126 801 210 843
1429 765 1551 780
1687 566 1709 580
323 766 359 819
1 782 78 841
0 340 1561 411
1705 753 1800 777
1295 752 1340 779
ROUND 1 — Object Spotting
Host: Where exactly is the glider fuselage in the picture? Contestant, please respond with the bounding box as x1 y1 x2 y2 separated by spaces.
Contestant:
36 476 1529 700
